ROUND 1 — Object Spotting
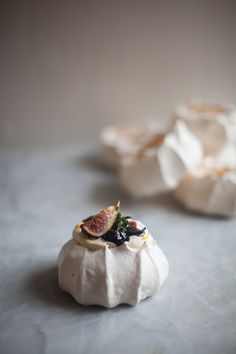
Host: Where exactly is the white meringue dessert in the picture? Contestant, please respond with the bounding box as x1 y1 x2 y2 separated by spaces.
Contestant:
120 121 203 198
58 202 169 308
99 121 168 168
175 165 236 217
175 100 236 155
204 143 236 169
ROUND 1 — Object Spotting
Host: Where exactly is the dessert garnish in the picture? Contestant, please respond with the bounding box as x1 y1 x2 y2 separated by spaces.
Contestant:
81 202 120 237
78 201 146 246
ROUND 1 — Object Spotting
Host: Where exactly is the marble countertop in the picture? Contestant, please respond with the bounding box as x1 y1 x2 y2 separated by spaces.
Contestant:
0 145 236 354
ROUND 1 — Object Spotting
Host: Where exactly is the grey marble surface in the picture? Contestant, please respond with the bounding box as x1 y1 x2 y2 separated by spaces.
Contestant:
0 145 236 354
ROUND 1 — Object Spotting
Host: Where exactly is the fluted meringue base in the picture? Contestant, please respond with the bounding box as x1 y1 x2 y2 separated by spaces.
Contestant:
175 171 236 217
58 239 169 308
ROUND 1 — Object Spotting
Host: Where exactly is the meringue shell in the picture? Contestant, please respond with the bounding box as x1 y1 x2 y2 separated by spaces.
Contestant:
175 166 236 216
58 238 169 308
120 121 203 198
204 143 236 169
99 121 169 168
175 100 236 155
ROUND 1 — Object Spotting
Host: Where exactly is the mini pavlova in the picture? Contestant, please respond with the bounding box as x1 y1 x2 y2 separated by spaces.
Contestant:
175 100 236 156
119 121 203 198
58 202 169 308
175 164 236 217
99 121 168 168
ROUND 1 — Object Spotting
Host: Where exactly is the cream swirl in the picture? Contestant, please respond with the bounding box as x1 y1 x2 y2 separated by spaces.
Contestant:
72 219 153 251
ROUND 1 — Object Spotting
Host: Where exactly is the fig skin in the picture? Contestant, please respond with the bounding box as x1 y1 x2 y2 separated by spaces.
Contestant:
81 202 120 238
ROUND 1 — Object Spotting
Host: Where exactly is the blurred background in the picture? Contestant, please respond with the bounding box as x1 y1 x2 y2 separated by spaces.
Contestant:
1 0 236 147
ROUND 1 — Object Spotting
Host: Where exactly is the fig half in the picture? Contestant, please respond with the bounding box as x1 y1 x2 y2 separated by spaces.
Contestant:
81 201 120 237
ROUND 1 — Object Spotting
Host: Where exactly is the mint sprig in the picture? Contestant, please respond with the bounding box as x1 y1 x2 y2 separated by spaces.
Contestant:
112 212 131 232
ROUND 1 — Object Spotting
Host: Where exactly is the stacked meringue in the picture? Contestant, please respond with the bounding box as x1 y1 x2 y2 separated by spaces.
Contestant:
100 100 236 217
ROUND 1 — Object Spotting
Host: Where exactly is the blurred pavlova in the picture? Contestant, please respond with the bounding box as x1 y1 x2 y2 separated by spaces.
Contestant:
174 100 236 157
99 101 236 216
175 164 236 217
100 120 170 168
120 121 203 198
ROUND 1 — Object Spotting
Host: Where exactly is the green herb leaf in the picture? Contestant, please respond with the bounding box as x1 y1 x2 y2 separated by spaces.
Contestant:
112 212 131 232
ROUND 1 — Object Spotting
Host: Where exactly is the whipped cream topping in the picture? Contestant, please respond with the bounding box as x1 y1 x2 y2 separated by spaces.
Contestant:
73 219 152 250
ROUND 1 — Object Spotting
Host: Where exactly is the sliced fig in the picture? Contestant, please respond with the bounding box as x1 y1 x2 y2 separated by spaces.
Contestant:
81 201 120 237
